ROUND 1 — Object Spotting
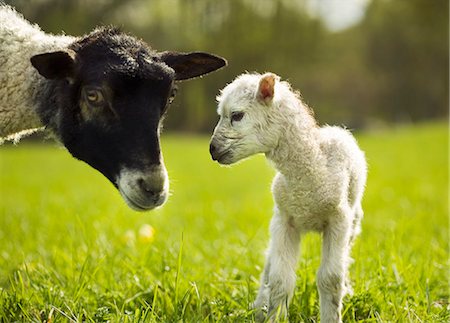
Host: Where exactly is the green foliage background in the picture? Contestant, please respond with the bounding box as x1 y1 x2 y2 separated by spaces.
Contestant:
0 0 448 321
4 0 449 131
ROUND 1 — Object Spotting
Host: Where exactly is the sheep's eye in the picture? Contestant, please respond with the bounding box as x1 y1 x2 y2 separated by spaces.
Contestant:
231 111 245 123
83 87 105 106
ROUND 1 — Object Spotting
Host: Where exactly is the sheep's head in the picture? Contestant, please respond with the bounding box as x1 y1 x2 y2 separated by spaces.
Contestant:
30 28 226 211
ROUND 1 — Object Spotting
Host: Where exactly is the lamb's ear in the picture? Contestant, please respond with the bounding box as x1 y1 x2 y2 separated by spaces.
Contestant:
30 51 75 80
160 51 227 81
257 73 278 104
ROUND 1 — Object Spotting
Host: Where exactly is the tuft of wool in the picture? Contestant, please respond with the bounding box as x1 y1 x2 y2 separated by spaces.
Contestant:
0 5 74 140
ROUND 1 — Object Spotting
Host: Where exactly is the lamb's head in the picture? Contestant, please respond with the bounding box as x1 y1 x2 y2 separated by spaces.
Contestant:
30 27 226 211
210 73 282 165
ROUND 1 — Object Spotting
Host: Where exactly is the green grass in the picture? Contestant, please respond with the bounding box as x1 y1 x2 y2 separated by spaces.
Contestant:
0 122 448 322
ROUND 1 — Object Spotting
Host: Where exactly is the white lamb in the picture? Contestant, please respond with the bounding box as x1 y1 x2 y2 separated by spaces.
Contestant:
209 72 367 322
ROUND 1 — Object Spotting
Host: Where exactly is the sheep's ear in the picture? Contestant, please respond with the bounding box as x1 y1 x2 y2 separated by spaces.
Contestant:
160 51 227 81
257 73 278 104
30 51 75 80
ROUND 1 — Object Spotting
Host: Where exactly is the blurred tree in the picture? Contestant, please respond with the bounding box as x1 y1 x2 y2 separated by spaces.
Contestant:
361 0 448 123
4 0 448 131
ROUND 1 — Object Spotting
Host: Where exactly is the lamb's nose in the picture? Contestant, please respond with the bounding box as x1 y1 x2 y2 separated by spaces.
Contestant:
209 143 218 160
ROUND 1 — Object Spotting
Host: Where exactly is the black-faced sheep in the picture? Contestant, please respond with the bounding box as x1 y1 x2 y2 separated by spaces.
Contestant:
0 5 226 211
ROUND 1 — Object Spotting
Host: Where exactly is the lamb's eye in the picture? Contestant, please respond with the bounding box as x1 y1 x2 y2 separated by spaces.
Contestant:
83 87 105 106
231 112 245 123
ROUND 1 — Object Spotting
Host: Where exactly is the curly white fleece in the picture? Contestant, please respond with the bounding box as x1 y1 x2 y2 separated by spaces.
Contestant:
0 5 74 142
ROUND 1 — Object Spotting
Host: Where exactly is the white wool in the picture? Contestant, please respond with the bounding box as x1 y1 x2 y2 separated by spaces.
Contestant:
211 72 367 322
0 5 74 140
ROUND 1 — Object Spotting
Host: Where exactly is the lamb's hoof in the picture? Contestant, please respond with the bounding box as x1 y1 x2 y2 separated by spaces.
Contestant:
253 303 269 322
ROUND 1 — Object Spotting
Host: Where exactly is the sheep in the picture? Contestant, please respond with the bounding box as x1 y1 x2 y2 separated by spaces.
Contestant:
0 5 226 211
209 72 367 322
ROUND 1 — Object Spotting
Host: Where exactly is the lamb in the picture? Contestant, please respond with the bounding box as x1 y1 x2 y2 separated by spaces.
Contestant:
0 5 226 211
209 72 367 322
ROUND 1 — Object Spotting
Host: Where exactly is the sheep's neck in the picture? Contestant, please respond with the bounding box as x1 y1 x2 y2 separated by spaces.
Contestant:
0 29 74 139
0 102 44 138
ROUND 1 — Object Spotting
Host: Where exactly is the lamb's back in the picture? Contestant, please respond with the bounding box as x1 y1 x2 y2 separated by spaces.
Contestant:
319 126 364 168
319 126 367 204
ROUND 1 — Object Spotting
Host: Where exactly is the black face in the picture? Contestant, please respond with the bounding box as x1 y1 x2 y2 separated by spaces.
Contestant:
30 28 226 210
62 70 174 183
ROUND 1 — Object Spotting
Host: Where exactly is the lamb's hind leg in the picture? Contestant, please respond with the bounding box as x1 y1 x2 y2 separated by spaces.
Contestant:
317 216 352 323
345 203 363 295
254 209 300 321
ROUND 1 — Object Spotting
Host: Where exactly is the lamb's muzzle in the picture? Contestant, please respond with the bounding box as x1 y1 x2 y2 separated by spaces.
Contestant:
209 140 232 164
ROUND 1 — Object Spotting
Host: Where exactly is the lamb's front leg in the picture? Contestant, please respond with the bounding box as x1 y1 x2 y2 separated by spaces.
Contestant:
317 220 351 323
254 209 300 321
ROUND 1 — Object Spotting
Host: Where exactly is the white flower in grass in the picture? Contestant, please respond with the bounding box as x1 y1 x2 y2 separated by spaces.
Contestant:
122 229 136 246
138 224 155 243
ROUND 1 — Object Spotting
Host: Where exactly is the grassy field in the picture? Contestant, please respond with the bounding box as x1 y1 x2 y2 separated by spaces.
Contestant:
0 122 448 322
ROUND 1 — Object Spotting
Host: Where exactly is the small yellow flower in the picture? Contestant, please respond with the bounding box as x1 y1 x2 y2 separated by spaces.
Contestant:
138 224 155 243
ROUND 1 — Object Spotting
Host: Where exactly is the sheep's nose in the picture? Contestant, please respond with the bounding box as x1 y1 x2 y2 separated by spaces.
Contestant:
118 167 168 211
137 177 164 197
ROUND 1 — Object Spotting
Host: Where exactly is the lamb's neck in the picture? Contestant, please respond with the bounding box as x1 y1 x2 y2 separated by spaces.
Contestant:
0 27 74 139
266 111 321 179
